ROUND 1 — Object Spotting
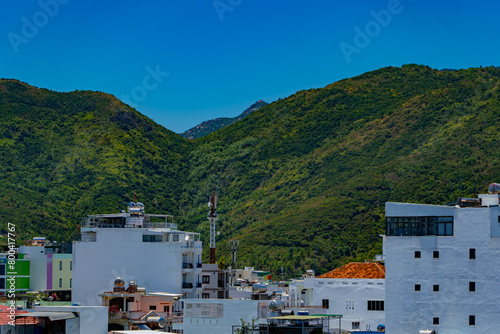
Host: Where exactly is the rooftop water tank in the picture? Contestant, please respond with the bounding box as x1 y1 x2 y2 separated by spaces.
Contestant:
488 183 500 194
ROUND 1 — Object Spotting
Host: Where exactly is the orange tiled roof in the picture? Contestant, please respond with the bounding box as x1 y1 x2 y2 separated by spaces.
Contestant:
0 305 38 325
317 262 385 279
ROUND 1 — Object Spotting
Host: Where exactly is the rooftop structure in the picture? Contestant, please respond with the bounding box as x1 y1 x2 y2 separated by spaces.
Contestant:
99 278 182 332
73 201 203 306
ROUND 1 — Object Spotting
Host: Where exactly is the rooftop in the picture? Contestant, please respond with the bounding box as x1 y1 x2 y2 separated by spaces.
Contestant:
316 262 385 279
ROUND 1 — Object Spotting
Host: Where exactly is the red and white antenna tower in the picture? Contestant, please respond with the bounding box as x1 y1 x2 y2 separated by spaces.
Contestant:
208 192 218 264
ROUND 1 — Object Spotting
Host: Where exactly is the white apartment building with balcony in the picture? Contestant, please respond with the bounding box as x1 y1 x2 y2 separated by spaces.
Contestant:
384 188 500 333
72 202 203 305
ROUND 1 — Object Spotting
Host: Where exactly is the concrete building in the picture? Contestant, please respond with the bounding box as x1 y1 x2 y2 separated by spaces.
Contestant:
99 279 182 332
173 298 267 334
72 202 203 305
0 252 30 294
201 264 229 299
289 262 385 332
19 239 73 300
384 190 500 333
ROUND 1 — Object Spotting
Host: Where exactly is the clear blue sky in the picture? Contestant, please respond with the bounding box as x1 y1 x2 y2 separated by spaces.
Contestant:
1 0 499 133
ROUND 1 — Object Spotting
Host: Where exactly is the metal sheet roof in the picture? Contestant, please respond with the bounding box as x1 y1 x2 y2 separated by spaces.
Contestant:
15 311 78 321
267 314 342 320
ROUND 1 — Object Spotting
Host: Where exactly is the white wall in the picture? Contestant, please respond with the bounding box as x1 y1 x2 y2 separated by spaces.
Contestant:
72 228 201 305
385 202 500 333
174 299 263 334
36 306 108 334
301 278 385 332
19 246 47 291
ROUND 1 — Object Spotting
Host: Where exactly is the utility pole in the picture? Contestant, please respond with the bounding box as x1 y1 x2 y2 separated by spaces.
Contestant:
229 240 239 285
208 193 218 264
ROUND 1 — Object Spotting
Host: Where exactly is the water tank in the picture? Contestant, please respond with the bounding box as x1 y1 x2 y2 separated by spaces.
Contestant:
128 281 138 293
268 300 279 311
252 283 267 293
146 316 166 328
488 183 500 194
114 277 125 287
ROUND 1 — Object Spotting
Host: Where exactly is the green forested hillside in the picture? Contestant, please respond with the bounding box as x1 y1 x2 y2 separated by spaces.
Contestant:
1 65 500 278
0 80 191 241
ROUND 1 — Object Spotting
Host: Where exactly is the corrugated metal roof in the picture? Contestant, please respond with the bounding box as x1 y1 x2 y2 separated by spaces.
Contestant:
316 262 385 279
15 311 78 321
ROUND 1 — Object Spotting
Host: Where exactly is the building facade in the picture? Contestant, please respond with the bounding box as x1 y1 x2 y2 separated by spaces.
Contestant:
384 193 500 333
289 262 385 332
0 253 30 294
201 264 229 299
72 202 203 305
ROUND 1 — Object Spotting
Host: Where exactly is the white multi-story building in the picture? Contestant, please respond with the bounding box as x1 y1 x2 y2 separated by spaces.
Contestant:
72 202 203 305
289 262 385 332
173 298 266 334
384 190 500 333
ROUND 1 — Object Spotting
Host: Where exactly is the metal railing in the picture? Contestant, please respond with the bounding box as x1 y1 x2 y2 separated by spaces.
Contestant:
182 283 193 289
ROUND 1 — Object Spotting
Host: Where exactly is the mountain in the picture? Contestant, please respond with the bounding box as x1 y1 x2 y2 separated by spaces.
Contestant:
181 100 268 139
0 79 192 241
1 65 500 278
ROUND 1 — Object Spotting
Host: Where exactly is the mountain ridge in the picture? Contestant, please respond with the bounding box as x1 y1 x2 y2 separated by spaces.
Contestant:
1 65 500 277
180 100 268 139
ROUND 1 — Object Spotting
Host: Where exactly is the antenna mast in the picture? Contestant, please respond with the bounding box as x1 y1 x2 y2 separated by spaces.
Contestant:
229 240 239 285
208 192 218 264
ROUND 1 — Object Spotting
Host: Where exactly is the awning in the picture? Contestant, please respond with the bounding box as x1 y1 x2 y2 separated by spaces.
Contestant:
15 312 78 321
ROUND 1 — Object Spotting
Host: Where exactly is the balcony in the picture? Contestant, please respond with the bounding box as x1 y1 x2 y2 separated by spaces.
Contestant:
182 283 193 289
182 263 194 269
196 263 202 268
196 283 202 288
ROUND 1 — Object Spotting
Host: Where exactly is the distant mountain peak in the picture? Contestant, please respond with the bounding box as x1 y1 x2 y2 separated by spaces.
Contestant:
181 100 268 139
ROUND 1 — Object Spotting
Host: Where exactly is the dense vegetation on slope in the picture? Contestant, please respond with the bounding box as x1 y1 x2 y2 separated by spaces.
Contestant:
181 100 267 139
1 65 500 278
179 65 500 276
0 80 191 241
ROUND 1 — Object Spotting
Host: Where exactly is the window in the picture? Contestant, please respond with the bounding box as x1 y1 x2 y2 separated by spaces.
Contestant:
143 235 162 242
433 285 439 292
164 306 170 313
469 315 475 326
202 275 210 284
469 282 475 292
433 251 439 259
469 248 476 260
172 234 179 242
70 279 72 288
415 251 421 258
0 264 5 275
386 216 453 236
0 278 4 289
322 299 329 309
70 261 72 270
202 293 210 299
415 284 421 292
352 322 360 330
367 300 384 311
433 317 439 325
149 305 156 310
59 278 62 287
59 261 62 270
